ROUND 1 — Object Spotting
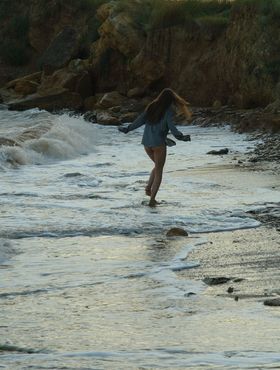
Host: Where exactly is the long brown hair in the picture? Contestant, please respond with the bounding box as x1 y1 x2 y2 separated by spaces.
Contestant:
145 88 191 124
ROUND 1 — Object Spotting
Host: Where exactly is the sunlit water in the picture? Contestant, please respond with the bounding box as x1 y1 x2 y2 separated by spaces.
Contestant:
0 106 279 369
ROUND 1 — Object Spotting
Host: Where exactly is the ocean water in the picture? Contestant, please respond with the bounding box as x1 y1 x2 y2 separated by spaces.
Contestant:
0 105 279 369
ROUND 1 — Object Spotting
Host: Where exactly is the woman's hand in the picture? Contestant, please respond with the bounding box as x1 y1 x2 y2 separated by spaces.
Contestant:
181 134 191 141
118 125 129 134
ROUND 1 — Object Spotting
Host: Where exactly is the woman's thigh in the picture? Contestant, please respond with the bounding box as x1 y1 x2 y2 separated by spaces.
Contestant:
153 146 166 169
145 146 166 168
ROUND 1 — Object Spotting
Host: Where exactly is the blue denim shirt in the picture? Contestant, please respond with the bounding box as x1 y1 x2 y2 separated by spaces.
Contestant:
127 107 183 147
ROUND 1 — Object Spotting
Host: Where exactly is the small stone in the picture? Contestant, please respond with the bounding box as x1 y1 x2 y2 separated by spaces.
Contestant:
166 228 188 237
263 298 280 307
233 278 244 283
234 296 239 301
203 277 231 286
227 287 234 293
207 148 229 155
64 172 82 177
185 292 196 297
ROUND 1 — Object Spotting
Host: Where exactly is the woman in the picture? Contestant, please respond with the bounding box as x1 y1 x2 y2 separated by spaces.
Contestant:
118 88 192 207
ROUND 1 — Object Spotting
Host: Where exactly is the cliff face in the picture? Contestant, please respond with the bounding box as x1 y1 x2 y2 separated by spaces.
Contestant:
91 3 278 108
1 0 280 111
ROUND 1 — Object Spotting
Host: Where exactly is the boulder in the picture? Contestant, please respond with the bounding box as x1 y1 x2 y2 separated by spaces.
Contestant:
5 72 42 97
203 277 231 286
38 68 93 100
13 80 39 96
75 72 93 99
127 87 146 98
98 9 145 58
96 111 120 125
84 96 98 111
120 112 138 123
39 27 81 74
264 298 280 307
98 91 126 108
8 90 83 112
166 227 188 237
131 52 166 87
68 58 90 73
207 148 229 155
264 99 280 114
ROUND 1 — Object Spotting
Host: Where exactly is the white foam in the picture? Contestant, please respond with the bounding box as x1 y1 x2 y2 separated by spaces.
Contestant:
0 111 99 167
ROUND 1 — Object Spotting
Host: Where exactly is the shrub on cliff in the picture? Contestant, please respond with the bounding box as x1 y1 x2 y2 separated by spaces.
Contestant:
148 0 232 30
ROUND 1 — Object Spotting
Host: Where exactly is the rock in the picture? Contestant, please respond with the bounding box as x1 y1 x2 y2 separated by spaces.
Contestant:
83 111 97 123
39 27 81 74
8 90 83 112
64 172 83 177
263 298 280 307
109 106 121 113
68 59 90 73
98 91 126 108
264 99 280 114
213 100 222 109
75 72 93 99
227 287 234 293
38 68 80 94
84 96 98 111
97 8 145 57
96 111 120 125
120 112 138 123
203 277 231 286
185 292 196 297
131 52 166 87
234 296 239 301
127 87 146 98
207 148 229 155
233 278 245 283
166 227 188 237
13 80 39 96
35 68 93 105
4 72 42 99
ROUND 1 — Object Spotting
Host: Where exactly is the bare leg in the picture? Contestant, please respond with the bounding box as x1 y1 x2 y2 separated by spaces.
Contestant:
145 146 166 206
146 168 155 196
144 147 155 196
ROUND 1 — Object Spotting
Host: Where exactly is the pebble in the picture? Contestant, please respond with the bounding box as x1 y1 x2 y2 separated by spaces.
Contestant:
203 277 231 286
263 298 280 307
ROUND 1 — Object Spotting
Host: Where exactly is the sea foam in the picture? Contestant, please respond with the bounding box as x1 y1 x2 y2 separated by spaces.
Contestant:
0 109 98 168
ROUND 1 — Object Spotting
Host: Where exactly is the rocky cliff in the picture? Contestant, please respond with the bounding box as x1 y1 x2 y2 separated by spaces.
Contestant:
0 0 280 130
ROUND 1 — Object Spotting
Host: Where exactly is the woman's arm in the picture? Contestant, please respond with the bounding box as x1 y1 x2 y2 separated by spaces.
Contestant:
166 109 191 141
166 109 184 139
118 112 146 133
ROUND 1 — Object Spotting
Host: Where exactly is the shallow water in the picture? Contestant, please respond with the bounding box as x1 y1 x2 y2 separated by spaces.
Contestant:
0 107 280 369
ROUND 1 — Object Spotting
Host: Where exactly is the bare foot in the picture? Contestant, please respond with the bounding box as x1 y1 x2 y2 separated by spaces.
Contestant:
148 199 160 207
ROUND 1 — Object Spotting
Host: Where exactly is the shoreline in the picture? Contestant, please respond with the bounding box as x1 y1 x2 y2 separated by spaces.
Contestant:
175 130 280 307
183 226 280 304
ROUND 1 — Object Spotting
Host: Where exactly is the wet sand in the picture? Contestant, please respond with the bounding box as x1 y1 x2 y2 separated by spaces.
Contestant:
182 227 280 302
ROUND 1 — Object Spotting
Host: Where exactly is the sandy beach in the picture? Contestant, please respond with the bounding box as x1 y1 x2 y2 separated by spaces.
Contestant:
182 227 280 302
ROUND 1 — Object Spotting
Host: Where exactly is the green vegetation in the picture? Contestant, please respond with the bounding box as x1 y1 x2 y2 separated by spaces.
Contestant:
140 0 232 30
67 0 107 12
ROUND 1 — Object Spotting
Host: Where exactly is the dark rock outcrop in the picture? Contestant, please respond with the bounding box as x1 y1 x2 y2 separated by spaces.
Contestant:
8 90 83 112
38 27 81 75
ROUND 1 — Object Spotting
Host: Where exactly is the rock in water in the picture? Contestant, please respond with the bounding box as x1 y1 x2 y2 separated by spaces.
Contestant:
203 277 231 286
166 228 188 237
207 148 229 155
263 298 280 307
